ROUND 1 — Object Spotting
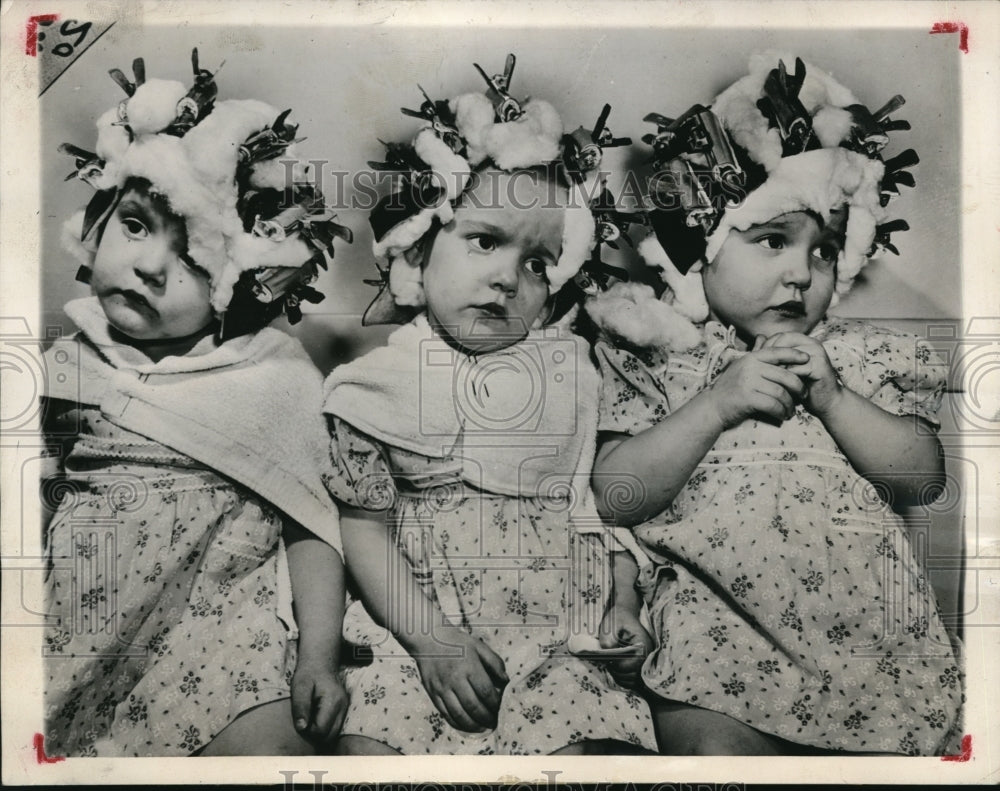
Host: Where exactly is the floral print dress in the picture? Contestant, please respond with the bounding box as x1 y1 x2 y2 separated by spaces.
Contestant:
596 319 963 755
325 418 656 755
43 406 295 757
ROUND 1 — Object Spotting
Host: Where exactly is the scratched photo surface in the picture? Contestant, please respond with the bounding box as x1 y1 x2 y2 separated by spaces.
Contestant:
2 0 998 784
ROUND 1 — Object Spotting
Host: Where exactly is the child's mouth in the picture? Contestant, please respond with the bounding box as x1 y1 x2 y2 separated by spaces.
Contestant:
770 301 806 318
110 288 158 315
474 302 508 319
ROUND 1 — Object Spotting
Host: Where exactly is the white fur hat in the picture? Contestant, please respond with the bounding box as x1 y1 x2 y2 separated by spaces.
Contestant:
363 54 631 325
586 52 917 351
61 50 351 319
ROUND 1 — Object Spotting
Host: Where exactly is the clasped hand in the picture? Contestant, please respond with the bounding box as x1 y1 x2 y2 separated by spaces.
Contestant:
706 332 842 429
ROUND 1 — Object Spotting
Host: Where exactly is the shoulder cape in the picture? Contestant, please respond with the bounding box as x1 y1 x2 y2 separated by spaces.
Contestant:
44 298 341 554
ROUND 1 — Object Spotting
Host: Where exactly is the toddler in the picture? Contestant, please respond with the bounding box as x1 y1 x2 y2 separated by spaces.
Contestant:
324 55 656 755
42 51 350 756
587 53 963 755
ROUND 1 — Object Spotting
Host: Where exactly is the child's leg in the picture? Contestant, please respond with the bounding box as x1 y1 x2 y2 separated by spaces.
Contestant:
198 699 314 756
551 740 656 755
335 735 402 755
651 699 786 756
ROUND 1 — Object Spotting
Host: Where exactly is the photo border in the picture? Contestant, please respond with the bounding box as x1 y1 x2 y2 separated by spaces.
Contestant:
2 0 997 784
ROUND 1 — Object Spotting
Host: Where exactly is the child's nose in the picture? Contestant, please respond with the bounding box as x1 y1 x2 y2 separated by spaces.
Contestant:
488 253 520 296
131 244 172 289
781 247 813 289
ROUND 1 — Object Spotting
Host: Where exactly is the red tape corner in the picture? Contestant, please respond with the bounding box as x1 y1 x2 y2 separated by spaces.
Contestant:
930 21 970 53
941 733 973 762
33 733 65 764
25 14 60 56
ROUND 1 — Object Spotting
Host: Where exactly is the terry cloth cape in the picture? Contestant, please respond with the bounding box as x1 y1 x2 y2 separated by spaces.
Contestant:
324 314 608 530
43 297 342 556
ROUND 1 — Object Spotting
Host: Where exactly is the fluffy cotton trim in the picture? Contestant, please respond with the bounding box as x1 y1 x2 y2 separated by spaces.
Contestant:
216 235 316 312
812 106 854 148
745 51 859 113
68 91 336 317
703 148 886 292
121 79 188 135
482 99 563 171
638 234 709 323
183 100 277 196
250 154 309 191
376 95 564 264
712 85 783 172
414 129 472 201
372 206 438 263
712 51 861 175
388 253 426 307
452 92 496 166
619 50 892 349
371 90 578 317
549 192 595 293
835 175 881 293
585 281 704 351
120 134 232 284
95 108 132 162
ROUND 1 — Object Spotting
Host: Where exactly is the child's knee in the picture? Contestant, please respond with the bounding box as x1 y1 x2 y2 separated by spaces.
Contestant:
335 735 401 756
653 702 782 756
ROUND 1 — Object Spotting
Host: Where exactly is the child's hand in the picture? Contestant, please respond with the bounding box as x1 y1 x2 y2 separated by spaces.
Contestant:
411 626 509 733
291 657 349 746
704 345 808 428
760 332 843 417
597 606 654 689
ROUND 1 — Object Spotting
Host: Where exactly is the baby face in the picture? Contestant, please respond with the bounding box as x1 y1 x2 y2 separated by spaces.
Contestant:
91 185 215 341
421 170 563 354
703 209 846 344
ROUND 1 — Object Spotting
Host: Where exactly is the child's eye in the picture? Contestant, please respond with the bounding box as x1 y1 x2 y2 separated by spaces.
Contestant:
468 234 498 252
812 243 841 270
121 217 149 239
523 259 548 280
755 234 785 250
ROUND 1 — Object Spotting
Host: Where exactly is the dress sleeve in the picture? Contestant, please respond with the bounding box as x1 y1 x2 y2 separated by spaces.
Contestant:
324 416 399 510
594 340 669 436
826 322 949 427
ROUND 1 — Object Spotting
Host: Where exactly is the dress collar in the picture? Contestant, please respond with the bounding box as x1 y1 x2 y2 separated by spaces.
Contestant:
703 320 743 351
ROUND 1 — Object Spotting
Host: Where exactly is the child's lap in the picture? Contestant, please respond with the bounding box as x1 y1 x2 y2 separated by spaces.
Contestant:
639 551 962 754
44 461 295 756
340 633 652 755
650 698 871 756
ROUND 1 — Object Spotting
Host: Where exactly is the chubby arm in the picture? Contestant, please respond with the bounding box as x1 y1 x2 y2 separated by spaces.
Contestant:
284 520 348 744
593 346 808 527
806 386 944 508
339 503 508 732
594 397 724 527
764 332 945 508
338 504 442 654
